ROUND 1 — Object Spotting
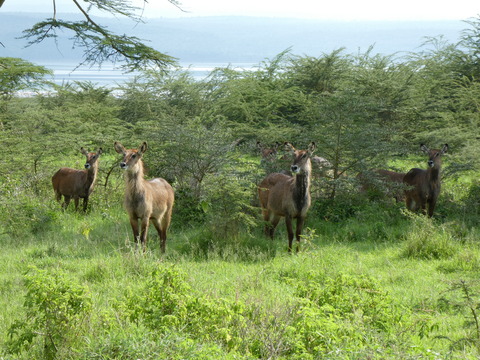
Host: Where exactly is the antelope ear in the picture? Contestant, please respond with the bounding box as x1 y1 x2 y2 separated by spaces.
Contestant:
284 142 296 153
97 148 103 156
138 142 148 155
420 144 429 153
308 142 316 154
441 144 448 154
114 142 126 155
80 147 89 156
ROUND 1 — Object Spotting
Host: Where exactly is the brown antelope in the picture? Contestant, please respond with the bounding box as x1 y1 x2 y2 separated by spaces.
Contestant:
358 169 406 203
114 141 174 253
258 142 316 252
256 141 280 161
52 147 102 211
403 144 448 217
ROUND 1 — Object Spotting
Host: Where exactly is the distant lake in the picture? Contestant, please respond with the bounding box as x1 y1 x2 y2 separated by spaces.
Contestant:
40 62 256 88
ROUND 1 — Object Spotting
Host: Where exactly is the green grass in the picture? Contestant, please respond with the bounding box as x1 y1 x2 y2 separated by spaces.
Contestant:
1 169 480 359
1 198 480 359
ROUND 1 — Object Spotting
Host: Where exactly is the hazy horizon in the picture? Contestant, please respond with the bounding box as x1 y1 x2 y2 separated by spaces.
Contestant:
0 12 468 87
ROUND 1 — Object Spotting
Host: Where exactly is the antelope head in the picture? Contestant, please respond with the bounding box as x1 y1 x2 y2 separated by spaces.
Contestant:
257 141 280 159
285 142 316 175
114 141 148 171
420 144 448 168
81 147 102 170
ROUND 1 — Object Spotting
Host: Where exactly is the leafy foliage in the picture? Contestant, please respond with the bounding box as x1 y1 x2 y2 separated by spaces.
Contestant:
0 57 51 100
16 0 179 71
6 266 92 359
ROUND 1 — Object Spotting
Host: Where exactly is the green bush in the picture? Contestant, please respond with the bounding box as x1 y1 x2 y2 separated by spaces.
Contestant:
202 172 259 240
276 270 435 358
401 213 459 259
6 266 92 360
123 265 288 358
124 265 251 351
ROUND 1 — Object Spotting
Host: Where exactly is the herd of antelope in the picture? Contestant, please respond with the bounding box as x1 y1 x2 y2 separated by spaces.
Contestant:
51 141 448 253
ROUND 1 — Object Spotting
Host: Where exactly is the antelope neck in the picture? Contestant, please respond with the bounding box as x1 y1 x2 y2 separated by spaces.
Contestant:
292 170 310 212
427 165 441 182
125 164 145 190
85 165 97 184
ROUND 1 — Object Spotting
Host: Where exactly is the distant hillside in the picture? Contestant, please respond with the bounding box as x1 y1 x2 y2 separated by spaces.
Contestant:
0 12 466 65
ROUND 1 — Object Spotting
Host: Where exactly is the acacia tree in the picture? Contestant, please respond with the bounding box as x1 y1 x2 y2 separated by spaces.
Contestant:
0 57 51 100
0 0 181 71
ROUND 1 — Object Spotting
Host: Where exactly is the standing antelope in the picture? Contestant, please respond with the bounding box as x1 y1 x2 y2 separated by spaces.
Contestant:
258 142 316 252
358 169 406 203
114 141 174 253
403 144 448 217
52 147 103 212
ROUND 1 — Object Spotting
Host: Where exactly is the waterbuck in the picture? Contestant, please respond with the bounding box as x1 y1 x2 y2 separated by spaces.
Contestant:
358 169 406 203
403 144 448 217
258 142 316 252
52 147 103 211
114 141 174 253
256 141 280 161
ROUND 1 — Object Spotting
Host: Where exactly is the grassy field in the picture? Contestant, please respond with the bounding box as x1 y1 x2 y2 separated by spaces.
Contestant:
0 150 478 359
1 167 480 360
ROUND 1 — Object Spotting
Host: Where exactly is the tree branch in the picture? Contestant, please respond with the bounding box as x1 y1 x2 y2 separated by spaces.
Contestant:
20 0 179 71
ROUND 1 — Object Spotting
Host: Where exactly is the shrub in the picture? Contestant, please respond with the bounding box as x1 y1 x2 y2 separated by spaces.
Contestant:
201 172 259 240
438 279 480 352
123 265 277 357
401 212 459 259
279 270 434 358
6 266 92 360
0 174 57 238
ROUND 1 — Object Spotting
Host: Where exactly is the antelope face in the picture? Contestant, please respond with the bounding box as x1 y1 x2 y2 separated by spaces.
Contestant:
285 142 316 174
421 144 448 168
114 141 147 171
291 150 310 174
263 149 277 158
81 147 102 170
120 150 141 170
257 141 280 161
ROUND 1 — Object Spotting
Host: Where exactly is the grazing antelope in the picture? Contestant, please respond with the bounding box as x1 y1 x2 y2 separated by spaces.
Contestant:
258 142 316 252
52 147 102 212
403 144 448 217
114 141 174 253
358 169 406 203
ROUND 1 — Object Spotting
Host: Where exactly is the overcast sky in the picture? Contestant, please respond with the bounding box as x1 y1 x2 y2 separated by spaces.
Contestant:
1 0 479 21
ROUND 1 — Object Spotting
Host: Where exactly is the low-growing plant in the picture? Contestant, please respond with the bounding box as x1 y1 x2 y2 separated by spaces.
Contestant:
401 211 459 259
437 279 480 352
6 266 92 360
201 171 259 240
123 265 301 358
279 270 436 357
